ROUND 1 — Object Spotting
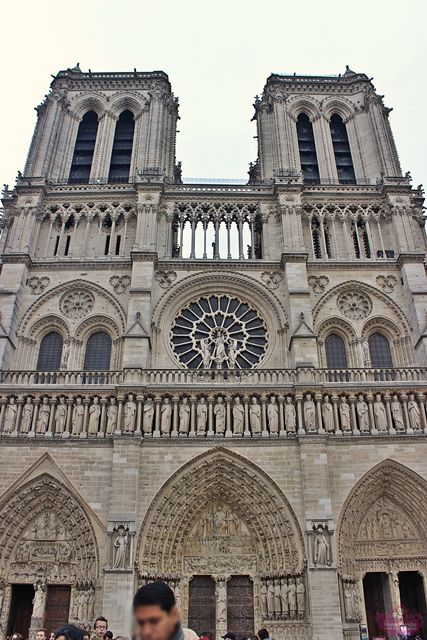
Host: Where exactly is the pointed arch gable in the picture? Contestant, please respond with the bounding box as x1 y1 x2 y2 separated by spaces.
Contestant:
136 448 305 575
0 453 103 584
337 458 427 576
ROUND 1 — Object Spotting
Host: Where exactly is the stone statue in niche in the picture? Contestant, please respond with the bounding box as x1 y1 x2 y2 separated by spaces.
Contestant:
322 395 334 432
362 338 371 366
32 583 46 617
214 396 225 434
200 338 212 368
179 397 190 434
274 578 281 617
233 396 244 435
391 395 405 431
408 394 421 431
72 397 84 434
106 397 118 435
280 578 288 618
228 338 238 369
212 335 228 368
113 526 129 569
356 395 369 432
88 397 101 434
20 397 34 434
374 394 387 431
250 397 261 434
304 393 315 431
267 396 279 433
3 397 17 434
124 394 136 433
36 397 50 433
161 398 172 436
197 397 207 435
296 577 305 619
288 577 296 619
60 342 70 370
285 397 296 433
340 397 351 432
54 396 67 434
143 398 154 434
261 581 268 617
217 582 227 621
313 525 330 566
267 579 274 616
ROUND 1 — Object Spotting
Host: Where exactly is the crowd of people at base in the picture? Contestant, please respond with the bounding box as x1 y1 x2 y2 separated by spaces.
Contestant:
7 582 275 640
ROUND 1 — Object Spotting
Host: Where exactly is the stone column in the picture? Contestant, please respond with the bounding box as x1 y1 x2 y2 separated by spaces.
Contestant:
153 396 161 438
115 396 124 436
99 398 107 438
189 396 197 438
135 395 144 437
315 394 325 435
64 398 73 438
349 396 360 435
171 396 179 438
45 398 56 438
332 396 341 436
225 397 232 438
367 395 377 435
12 397 24 437
261 395 269 438
401 394 413 434
28 397 40 438
385 395 395 435
278 395 286 437
417 393 427 434
0 398 7 436
207 395 215 437
243 396 251 438
296 394 305 435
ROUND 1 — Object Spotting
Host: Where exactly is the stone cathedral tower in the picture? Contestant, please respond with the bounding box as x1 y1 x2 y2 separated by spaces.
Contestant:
0 64 427 640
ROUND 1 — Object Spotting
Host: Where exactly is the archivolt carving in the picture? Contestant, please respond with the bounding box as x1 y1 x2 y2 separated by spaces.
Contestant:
286 96 322 122
74 314 122 341
361 316 402 341
0 472 99 584
322 96 356 122
18 279 127 336
137 448 305 575
69 93 108 119
316 316 357 343
312 280 410 335
108 93 150 118
338 459 427 576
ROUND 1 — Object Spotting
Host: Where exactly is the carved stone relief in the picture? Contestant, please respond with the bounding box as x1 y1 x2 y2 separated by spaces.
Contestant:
155 270 177 288
261 271 283 290
376 274 398 293
337 291 372 320
307 275 329 295
109 275 131 294
28 276 50 295
59 290 95 319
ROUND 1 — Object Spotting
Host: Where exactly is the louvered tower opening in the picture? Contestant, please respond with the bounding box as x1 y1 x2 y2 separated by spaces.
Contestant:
68 111 99 184
108 110 135 183
330 113 356 184
296 113 320 184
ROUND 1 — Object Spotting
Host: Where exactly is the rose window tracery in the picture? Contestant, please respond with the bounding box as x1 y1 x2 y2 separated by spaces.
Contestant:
337 291 372 320
171 295 268 369
59 290 95 319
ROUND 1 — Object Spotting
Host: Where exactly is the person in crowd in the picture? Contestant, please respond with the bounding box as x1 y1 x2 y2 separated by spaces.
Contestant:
50 633 56 640
221 634 235 640
11 635 23 640
36 630 47 640
81 632 90 640
93 618 109 640
104 633 113 640
257 630 271 640
133 580 197 640
55 626 84 640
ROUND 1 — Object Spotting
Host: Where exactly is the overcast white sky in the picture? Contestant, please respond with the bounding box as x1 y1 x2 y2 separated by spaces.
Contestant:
1 0 426 187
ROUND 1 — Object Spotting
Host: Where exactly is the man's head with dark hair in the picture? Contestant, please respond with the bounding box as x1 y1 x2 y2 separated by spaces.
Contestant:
258 630 270 640
104 633 113 640
94 618 108 640
36 630 47 640
133 581 179 640
81 632 90 640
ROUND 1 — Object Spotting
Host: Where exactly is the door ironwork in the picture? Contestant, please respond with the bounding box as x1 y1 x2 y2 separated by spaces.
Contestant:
226 575 254 638
188 575 216 639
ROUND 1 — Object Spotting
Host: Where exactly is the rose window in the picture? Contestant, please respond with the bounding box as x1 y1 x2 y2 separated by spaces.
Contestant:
337 291 372 320
171 295 268 369
59 290 95 320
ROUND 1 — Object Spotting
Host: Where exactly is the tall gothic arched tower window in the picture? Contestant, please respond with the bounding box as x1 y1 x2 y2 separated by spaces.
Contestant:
108 110 135 183
68 111 99 184
36 332 63 371
329 113 356 184
84 332 112 370
296 113 320 184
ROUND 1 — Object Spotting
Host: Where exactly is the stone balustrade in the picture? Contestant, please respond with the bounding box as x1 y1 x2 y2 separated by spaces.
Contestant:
0 386 426 439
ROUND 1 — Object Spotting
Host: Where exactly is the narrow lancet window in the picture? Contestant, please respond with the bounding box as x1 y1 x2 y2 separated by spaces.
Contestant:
68 111 99 184
330 114 356 184
108 110 135 183
296 113 320 183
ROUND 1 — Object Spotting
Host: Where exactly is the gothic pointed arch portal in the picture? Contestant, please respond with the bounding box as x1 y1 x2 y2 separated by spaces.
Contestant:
137 449 310 639
0 472 100 632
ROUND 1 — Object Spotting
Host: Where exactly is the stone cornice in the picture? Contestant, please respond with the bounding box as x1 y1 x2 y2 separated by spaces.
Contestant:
0 257 132 271
397 252 426 268
306 259 398 271
281 252 309 265
157 259 282 271
130 251 159 264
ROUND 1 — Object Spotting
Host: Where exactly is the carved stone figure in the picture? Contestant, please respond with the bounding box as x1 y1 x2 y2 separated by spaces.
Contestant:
228 338 238 368
288 577 296 618
280 578 288 618
20 397 34 433
143 398 155 434
374 394 387 431
88 397 101 434
113 528 129 569
314 525 330 565
322 395 334 432
233 396 244 435
408 394 421 431
391 395 405 431
124 394 136 433
161 398 172 435
72 397 84 434
212 335 228 368
274 578 281 617
3 397 17 434
304 393 315 431
261 581 268 618
54 396 67 434
362 338 371 365
196 397 207 434
217 582 227 621
356 395 369 432
214 396 225 434
200 338 212 368
285 397 296 433
36 397 50 433
179 397 190 434
296 576 305 619
340 397 351 432
106 397 118 435
267 579 275 616
343 583 354 621
32 583 46 617
60 342 70 370
249 397 261 434
267 396 279 433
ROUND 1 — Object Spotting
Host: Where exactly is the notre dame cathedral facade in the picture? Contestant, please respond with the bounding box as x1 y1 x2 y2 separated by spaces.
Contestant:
0 64 426 640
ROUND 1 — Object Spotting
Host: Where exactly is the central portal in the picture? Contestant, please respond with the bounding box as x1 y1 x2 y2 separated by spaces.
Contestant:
227 576 254 638
188 576 216 638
